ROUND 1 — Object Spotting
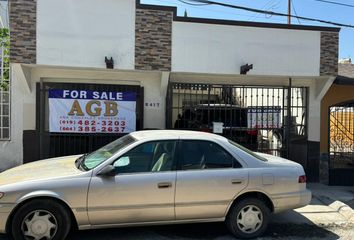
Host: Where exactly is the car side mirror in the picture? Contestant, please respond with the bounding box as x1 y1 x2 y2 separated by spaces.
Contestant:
97 165 116 177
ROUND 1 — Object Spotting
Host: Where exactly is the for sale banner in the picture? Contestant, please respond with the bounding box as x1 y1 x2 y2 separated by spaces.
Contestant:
48 89 136 133
247 106 281 129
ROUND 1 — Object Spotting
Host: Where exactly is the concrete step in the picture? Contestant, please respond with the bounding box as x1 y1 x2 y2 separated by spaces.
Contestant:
308 183 354 224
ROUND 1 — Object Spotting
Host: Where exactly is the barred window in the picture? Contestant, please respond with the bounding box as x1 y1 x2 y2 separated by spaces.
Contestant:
0 31 10 140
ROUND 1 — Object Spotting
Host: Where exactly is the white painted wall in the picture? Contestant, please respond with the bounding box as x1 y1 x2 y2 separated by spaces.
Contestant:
37 0 136 69
172 22 321 76
0 64 332 170
308 77 335 142
0 65 168 170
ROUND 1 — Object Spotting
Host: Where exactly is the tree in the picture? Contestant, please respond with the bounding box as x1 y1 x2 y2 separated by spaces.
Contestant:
0 28 9 91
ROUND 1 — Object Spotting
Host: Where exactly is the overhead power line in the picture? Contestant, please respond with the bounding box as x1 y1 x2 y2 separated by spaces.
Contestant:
187 0 354 28
247 0 280 21
178 0 210 6
291 0 301 25
287 0 291 24
314 0 354 8
157 0 265 19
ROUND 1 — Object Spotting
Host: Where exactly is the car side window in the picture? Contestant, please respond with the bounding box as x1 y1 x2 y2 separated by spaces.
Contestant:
179 140 240 170
113 140 176 174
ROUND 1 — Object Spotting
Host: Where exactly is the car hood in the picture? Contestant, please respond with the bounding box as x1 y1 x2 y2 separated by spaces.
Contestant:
256 152 302 168
0 155 84 186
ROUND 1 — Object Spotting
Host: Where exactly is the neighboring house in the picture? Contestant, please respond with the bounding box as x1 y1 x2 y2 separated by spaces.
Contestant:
338 58 352 65
320 62 354 185
3 0 342 184
338 61 354 78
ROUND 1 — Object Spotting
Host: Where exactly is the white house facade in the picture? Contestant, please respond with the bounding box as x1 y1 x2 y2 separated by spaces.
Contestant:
3 0 340 183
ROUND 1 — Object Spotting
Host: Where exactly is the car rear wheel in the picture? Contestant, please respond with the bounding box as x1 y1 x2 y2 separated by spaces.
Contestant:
226 198 270 239
11 199 71 240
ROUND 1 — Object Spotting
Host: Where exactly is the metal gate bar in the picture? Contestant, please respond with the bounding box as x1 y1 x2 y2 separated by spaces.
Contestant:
167 82 308 159
329 102 354 169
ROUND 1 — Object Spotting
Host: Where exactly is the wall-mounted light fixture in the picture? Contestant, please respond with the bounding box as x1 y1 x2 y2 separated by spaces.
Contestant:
240 63 253 75
105 57 114 69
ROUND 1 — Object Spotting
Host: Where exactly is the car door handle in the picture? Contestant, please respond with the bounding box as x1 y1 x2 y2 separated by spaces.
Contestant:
158 182 172 188
231 179 244 184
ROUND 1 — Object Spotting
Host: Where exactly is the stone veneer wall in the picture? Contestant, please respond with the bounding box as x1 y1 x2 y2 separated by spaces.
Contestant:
135 8 172 71
9 0 37 64
320 31 338 76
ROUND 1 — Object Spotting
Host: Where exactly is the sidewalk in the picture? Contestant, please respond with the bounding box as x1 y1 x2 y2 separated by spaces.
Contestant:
271 183 354 226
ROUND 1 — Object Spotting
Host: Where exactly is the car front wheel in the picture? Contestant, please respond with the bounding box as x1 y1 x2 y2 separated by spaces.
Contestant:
11 199 71 240
226 198 270 239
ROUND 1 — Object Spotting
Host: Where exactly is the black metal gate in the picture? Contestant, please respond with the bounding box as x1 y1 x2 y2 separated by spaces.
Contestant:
37 82 144 159
329 101 354 186
167 82 308 167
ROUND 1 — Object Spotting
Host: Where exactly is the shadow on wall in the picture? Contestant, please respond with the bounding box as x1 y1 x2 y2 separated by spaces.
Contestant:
0 161 22 173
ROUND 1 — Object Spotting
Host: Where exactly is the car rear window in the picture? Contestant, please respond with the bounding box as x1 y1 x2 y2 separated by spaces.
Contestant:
228 140 268 162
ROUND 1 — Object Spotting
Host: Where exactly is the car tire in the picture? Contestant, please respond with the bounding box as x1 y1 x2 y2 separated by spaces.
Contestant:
11 199 71 240
226 198 270 239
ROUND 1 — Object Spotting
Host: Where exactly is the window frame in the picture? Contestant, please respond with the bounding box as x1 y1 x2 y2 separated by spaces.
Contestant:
112 139 178 176
176 139 242 171
0 43 10 141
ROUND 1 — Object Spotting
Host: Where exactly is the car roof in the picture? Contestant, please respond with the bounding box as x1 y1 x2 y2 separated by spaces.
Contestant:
130 130 227 141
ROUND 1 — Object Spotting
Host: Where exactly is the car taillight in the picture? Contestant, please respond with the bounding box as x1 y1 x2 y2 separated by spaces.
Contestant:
298 175 307 183
246 130 258 136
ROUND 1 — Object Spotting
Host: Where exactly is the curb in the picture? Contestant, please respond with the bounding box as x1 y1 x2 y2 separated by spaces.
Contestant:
314 193 354 224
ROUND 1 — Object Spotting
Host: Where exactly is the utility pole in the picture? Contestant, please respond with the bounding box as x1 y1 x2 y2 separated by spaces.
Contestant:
288 0 291 24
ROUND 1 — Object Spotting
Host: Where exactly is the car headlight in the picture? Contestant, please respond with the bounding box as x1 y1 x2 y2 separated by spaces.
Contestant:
0 192 4 199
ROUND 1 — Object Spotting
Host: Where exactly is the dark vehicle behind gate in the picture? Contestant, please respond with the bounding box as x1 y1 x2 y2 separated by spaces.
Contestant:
174 104 258 150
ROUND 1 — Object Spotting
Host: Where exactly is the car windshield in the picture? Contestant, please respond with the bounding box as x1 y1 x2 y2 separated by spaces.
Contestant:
228 140 268 162
82 135 137 170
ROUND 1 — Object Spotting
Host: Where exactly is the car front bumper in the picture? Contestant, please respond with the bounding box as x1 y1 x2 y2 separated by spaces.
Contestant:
0 203 15 233
272 189 312 213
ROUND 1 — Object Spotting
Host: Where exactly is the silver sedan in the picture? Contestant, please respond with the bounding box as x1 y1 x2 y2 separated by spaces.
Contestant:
0 130 311 239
